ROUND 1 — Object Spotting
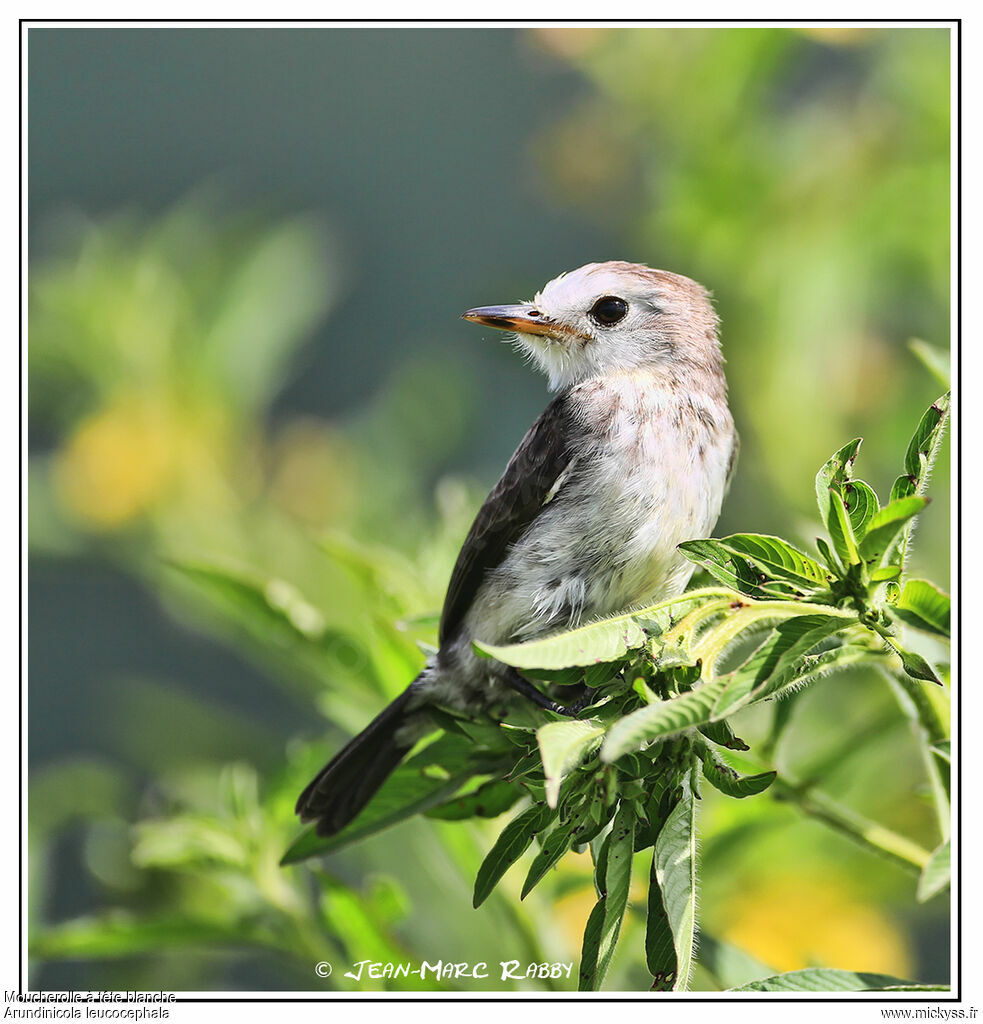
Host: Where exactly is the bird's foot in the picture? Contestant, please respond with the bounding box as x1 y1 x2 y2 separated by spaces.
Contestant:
503 669 593 718
552 690 595 717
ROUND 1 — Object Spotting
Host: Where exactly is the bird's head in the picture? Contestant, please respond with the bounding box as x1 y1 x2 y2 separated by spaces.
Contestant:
463 261 722 391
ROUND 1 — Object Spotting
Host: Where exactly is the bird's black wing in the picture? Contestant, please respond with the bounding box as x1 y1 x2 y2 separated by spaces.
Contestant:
439 390 576 647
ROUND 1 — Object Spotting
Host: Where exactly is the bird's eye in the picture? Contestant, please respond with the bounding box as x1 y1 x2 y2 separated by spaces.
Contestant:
588 295 629 327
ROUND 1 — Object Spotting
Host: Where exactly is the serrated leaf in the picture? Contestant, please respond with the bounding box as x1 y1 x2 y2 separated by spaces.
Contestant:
816 438 862 522
590 803 636 989
537 720 606 808
894 579 950 638
827 489 860 566
473 803 553 908
475 615 646 669
645 848 676 990
858 496 929 565
653 775 698 991
603 609 856 762
917 840 950 903
898 392 951 485
712 613 858 718
577 897 606 992
601 678 731 762
890 393 949 571
699 745 776 799
731 969 924 992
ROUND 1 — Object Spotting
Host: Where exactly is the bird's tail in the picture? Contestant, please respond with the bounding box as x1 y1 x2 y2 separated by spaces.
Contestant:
296 682 422 838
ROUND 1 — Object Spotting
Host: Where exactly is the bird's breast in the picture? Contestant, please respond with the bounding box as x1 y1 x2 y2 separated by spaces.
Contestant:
473 376 735 644
574 379 734 607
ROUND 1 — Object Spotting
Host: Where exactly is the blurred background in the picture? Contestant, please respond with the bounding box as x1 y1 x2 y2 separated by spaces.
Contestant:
28 25 951 991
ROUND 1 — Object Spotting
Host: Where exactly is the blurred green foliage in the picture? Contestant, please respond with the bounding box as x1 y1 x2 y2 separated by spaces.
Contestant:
28 26 950 991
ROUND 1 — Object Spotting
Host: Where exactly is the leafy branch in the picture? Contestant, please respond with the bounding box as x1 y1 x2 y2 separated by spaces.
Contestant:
277 388 949 992
274 385 946 991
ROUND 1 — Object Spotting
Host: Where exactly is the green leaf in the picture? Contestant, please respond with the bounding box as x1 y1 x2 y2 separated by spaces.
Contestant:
281 734 494 863
698 744 776 799
601 678 731 762
815 439 878 538
827 489 860 567
893 392 951 495
473 803 553 908
917 840 950 903
702 534 829 590
697 719 749 751
603 609 857 762
645 847 676 990
425 778 522 821
712 613 858 718
841 479 879 537
677 539 765 596
814 536 840 574
732 969 926 992
816 438 862 522
577 897 606 992
588 803 636 989
894 579 951 637
879 634 943 685
653 775 698 991
890 393 949 571
858 496 930 565
475 615 646 669
521 802 594 898
537 720 606 808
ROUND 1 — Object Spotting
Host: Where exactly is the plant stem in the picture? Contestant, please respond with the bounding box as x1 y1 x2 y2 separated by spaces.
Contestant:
771 776 931 874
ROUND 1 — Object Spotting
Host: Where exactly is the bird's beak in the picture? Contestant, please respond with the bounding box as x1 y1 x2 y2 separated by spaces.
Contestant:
461 304 556 337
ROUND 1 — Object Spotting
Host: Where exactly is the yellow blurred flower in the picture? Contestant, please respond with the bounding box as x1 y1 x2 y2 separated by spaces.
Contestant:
55 395 178 528
717 871 913 976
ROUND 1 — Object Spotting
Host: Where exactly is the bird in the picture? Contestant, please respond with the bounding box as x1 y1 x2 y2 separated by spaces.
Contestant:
296 261 738 837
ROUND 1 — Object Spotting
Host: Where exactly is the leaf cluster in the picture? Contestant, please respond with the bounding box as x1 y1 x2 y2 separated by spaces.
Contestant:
282 391 950 992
